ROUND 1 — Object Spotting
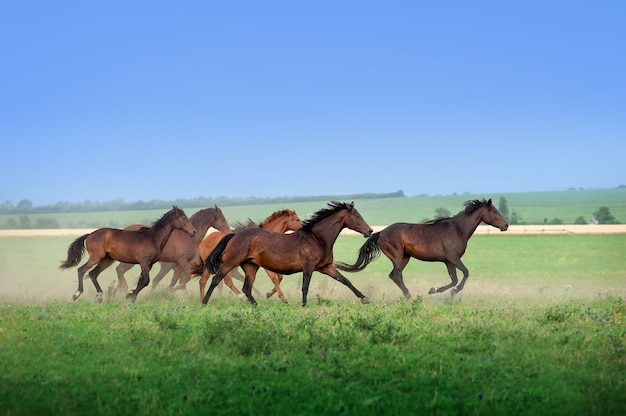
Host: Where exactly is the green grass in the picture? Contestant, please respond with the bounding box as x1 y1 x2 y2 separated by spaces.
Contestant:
1 233 625 415
1 296 625 415
2 187 625 227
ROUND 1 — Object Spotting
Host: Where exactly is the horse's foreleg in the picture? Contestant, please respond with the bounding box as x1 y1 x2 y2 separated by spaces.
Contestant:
301 271 313 307
450 261 469 296
115 262 133 294
151 262 173 289
429 261 460 295
222 272 246 300
323 265 370 305
265 271 287 303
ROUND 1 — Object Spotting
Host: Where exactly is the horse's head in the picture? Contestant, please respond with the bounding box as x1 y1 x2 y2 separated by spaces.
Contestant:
172 206 197 237
480 199 509 231
285 209 303 231
212 205 231 233
343 202 374 238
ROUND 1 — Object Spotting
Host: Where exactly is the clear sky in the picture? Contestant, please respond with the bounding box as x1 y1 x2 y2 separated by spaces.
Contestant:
2 1 624 206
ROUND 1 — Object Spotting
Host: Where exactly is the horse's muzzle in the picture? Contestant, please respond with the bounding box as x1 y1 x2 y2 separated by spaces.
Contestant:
500 224 509 231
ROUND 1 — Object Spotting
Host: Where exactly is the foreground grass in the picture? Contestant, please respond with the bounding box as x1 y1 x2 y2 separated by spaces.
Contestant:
1 296 625 415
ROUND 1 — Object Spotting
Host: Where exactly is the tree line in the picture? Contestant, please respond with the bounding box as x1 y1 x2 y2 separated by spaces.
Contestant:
0 190 406 215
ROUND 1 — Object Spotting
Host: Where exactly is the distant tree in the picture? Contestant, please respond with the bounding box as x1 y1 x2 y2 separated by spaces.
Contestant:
593 207 618 224
35 218 60 229
510 209 522 225
17 199 33 211
19 215 31 229
548 217 563 225
498 197 509 221
435 207 451 218
574 216 587 224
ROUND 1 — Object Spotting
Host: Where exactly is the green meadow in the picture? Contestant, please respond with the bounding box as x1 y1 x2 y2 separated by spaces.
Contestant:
1 190 625 415
2 187 625 228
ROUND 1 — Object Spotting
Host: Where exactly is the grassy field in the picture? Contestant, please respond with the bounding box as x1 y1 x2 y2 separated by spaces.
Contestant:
1 207 625 414
2 187 625 228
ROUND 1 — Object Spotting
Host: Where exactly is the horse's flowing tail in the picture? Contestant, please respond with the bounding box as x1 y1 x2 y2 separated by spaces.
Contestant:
59 234 89 269
335 232 381 272
205 233 235 274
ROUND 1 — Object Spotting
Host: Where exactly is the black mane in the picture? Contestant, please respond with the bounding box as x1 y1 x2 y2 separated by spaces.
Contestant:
301 201 350 232
151 206 183 230
232 218 257 232
423 199 489 224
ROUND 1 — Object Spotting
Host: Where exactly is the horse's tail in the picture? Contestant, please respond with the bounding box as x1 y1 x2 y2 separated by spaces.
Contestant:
335 232 381 272
205 233 235 275
188 254 206 277
59 234 89 269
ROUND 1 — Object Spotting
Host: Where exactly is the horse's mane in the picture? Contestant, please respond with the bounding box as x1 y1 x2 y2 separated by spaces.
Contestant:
258 209 296 228
301 201 350 232
151 206 183 230
231 218 257 232
423 199 489 224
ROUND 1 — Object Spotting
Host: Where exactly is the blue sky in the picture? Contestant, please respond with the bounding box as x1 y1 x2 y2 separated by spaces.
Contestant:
2 1 624 206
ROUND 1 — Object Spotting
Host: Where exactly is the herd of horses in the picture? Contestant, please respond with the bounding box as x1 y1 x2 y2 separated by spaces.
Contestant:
60 199 509 306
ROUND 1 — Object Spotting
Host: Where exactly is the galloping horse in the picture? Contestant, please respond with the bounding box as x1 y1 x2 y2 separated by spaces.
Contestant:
202 201 373 307
188 209 302 302
114 205 230 292
60 206 196 303
336 199 508 298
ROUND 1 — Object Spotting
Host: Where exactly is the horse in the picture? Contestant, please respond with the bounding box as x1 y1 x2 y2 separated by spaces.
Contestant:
188 209 303 303
60 206 197 303
114 205 231 293
335 199 508 298
201 201 374 307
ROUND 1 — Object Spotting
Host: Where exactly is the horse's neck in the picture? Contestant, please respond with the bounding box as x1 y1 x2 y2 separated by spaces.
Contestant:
308 216 344 247
263 217 290 233
454 209 484 240
149 223 177 250
191 215 214 243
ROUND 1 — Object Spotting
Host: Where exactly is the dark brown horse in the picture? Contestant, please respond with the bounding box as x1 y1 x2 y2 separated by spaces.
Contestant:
114 205 231 292
336 199 508 298
60 206 196 303
201 201 373 307
188 209 303 302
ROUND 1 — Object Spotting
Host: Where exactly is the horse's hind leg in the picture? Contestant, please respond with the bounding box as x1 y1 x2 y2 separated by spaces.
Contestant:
429 261 460 295
240 264 259 306
87 256 115 303
202 269 230 305
321 265 370 305
152 262 174 289
265 271 287 303
115 262 134 294
388 255 412 299
127 264 151 303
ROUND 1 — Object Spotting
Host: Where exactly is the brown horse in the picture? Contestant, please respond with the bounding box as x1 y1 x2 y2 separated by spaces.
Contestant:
336 199 508 298
202 201 373 307
188 209 303 302
114 205 231 292
60 206 196 303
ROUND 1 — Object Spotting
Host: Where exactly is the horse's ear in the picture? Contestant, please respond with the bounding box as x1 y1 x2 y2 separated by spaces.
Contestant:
350 201 355 208
214 204 218 209
487 199 492 206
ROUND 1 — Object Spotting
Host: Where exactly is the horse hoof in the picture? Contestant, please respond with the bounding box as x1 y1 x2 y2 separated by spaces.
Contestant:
72 291 82 301
281 298 289 304
428 287 437 295
95 293 103 303
266 292 273 299
451 288 458 296
361 297 371 305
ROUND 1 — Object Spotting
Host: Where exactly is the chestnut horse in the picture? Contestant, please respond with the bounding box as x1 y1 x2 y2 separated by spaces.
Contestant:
336 199 508 298
202 201 373 307
114 205 230 292
60 206 196 303
188 209 302 302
